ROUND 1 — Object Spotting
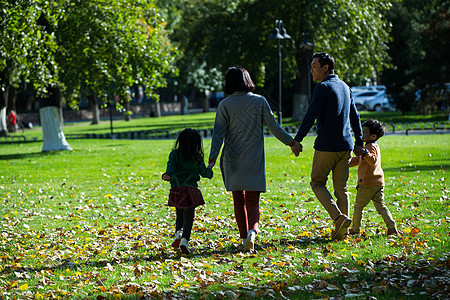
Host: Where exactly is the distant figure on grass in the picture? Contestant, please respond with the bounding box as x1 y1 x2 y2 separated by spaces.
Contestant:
162 128 213 254
349 119 399 236
208 66 301 252
293 52 363 241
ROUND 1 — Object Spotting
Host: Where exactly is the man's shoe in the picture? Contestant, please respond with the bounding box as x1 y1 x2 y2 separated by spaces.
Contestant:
245 230 256 252
331 215 351 241
349 228 359 235
172 230 183 248
180 238 190 254
387 227 399 235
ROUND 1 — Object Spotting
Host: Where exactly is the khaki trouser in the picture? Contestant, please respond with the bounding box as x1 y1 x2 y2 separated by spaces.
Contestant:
310 150 352 221
351 185 396 231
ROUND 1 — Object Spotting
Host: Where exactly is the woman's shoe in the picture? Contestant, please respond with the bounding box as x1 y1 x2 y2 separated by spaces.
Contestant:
172 230 183 248
245 230 256 252
180 238 190 255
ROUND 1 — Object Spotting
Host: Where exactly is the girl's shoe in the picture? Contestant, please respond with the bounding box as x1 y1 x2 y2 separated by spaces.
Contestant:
180 238 190 255
245 230 256 252
172 230 183 248
387 227 399 235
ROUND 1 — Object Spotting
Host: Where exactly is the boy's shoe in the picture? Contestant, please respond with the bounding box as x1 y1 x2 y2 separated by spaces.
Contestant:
180 238 190 255
387 227 400 236
245 230 256 252
331 215 351 241
349 228 359 235
172 230 183 248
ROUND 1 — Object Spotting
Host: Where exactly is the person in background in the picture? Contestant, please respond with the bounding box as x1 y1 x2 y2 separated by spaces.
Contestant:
293 52 363 241
162 128 213 255
208 66 301 252
349 119 399 236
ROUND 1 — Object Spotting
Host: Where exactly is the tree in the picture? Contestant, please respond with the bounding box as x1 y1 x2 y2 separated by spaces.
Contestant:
382 0 449 115
158 0 392 121
56 0 176 122
0 0 59 136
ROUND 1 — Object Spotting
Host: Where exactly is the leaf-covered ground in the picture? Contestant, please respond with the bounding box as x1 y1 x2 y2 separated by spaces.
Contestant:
0 135 449 299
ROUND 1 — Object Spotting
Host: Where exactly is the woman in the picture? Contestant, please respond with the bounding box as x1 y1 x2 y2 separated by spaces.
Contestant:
208 66 301 252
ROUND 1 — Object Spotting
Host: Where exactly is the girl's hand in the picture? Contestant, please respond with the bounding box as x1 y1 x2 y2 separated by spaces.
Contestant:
162 173 171 181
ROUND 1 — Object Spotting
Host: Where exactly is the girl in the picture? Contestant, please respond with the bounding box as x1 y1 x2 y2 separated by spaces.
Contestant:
162 128 213 254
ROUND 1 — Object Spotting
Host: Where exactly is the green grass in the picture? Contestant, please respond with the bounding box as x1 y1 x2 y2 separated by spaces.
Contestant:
7 110 449 141
1 133 449 299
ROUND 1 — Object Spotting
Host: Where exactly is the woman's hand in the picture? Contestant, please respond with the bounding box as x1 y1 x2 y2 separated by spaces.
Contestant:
208 158 216 169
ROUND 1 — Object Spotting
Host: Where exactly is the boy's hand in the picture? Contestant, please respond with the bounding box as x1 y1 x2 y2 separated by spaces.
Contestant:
162 173 171 181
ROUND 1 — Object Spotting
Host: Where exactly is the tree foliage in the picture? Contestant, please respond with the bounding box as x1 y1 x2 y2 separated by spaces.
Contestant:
382 0 450 114
157 0 393 118
1 0 175 112
0 0 59 96
57 0 176 107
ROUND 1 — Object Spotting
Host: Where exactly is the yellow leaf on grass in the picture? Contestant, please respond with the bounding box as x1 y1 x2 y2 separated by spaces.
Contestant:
34 292 44 300
351 253 358 258
19 283 28 291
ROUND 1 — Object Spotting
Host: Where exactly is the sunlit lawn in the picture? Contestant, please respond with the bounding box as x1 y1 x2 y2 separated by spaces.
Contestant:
0 134 449 299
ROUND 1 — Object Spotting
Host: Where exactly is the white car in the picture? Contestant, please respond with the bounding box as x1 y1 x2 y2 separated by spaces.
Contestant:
352 90 382 111
364 91 389 112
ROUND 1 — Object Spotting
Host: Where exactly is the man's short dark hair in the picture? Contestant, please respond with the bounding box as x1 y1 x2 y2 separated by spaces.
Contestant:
312 52 335 73
224 66 256 95
362 119 386 140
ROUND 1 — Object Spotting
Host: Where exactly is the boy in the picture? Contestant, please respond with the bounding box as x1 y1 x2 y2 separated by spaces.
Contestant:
349 119 398 235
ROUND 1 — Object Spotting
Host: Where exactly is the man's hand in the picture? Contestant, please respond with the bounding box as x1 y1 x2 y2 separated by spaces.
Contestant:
353 145 365 156
290 141 302 157
162 173 171 181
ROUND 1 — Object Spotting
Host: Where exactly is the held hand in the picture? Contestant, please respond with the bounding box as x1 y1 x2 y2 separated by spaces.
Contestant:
162 173 171 181
208 158 216 168
353 145 365 156
291 141 302 157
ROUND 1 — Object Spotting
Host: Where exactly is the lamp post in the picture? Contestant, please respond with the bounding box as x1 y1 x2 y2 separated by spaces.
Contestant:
268 20 290 125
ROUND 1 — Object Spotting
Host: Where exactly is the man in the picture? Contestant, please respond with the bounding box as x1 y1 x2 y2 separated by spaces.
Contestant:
294 52 363 240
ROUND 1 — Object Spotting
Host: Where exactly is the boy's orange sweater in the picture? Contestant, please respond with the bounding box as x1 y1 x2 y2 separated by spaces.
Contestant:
350 142 384 186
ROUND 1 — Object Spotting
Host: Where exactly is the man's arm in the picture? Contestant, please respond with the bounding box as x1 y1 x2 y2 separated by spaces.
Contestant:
294 86 325 143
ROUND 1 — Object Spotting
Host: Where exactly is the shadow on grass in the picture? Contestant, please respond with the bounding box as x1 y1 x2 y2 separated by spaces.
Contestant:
384 163 449 173
0 149 76 160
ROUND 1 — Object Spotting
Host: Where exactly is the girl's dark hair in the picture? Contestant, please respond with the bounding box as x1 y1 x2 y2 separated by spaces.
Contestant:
174 128 204 161
223 66 255 95
362 119 386 140
312 52 335 73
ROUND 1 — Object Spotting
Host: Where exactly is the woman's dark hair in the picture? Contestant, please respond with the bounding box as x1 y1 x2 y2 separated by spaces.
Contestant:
223 66 255 95
362 119 386 140
312 52 335 73
174 128 204 161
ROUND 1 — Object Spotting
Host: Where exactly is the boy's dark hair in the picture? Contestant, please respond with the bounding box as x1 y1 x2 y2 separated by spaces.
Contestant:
223 66 255 95
174 128 204 162
312 52 335 73
362 119 386 140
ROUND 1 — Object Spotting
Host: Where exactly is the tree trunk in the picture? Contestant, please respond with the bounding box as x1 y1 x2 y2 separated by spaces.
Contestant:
291 47 312 122
40 106 72 151
89 91 100 124
40 86 72 152
155 101 161 117
124 98 131 121
202 92 209 112
0 83 9 136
